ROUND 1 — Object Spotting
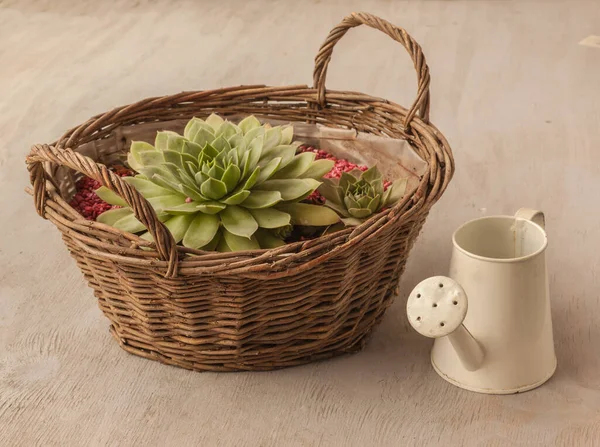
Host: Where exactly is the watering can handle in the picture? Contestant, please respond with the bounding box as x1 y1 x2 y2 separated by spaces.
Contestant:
515 208 545 230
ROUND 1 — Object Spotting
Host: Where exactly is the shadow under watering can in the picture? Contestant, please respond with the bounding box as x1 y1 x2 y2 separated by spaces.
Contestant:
407 209 556 394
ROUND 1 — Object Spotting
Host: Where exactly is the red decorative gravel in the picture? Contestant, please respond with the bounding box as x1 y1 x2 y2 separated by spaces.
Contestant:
69 166 133 220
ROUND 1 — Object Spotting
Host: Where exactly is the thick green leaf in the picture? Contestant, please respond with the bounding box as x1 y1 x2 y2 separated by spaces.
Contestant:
239 115 261 135
182 213 220 249
322 223 346 235
200 231 221 251
181 152 199 167
155 131 180 151
217 236 232 252
95 186 128 207
221 229 260 251
373 179 384 196
215 148 229 165
194 171 208 186
128 141 155 171
220 206 258 238
207 164 225 180
151 174 183 194
368 195 382 213
147 195 187 211
249 208 291 229
382 178 408 206
341 217 364 226
339 171 358 191
130 140 155 156
221 190 250 205
259 144 296 166
344 195 361 211
167 135 187 152
163 202 202 215
146 174 180 193
271 152 315 179
184 117 201 140
205 113 224 133
127 152 142 172
123 176 173 198
185 119 214 141
244 136 263 178
200 178 228 200
163 215 195 243
323 199 349 217
163 162 197 190
242 166 261 191
96 207 134 227
138 150 164 167
202 143 220 160
180 184 206 202
348 208 373 219
182 140 203 159
193 128 215 147
163 150 184 169
255 157 281 185
216 121 240 140
112 213 147 233
186 161 198 177
300 159 335 180
196 202 226 214
240 190 283 209
357 195 372 209
227 133 246 153
361 166 383 183
317 180 344 204
211 135 231 152
221 164 241 192
228 148 239 166
263 127 282 150
137 165 177 183
276 203 340 226
239 141 256 181
243 126 265 147
280 125 294 145
255 229 286 249
256 178 320 201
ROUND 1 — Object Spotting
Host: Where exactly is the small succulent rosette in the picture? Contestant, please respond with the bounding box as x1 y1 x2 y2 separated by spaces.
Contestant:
95 114 340 252
319 166 408 226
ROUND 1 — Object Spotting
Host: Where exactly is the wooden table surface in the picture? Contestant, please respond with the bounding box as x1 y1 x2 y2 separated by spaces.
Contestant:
2 1 599 445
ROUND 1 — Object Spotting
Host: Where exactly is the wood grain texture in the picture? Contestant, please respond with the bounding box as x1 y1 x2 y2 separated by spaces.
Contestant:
1 0 599 445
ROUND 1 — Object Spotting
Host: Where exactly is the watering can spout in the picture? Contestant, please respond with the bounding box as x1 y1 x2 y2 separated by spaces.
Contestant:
406 276 484 371
445 323 484 371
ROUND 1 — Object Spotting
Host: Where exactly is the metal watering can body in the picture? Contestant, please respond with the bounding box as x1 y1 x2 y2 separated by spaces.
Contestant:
407 209 557 394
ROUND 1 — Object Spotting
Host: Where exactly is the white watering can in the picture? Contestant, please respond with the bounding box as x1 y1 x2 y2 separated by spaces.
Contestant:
407 209 557 394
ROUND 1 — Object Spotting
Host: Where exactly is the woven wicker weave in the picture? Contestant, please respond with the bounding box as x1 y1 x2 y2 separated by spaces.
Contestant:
26 12 454 372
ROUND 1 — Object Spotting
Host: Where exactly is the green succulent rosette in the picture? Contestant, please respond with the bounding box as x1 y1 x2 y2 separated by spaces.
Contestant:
95 114 340 251
318 166 408 226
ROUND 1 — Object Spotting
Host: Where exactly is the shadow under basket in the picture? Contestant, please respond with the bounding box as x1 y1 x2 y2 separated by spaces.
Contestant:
25 12 454 372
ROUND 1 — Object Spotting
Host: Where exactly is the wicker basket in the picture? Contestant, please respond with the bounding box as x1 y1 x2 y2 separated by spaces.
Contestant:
26 12 453 372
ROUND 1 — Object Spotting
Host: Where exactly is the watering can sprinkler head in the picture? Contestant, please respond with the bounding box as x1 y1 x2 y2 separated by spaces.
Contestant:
407 276 484 371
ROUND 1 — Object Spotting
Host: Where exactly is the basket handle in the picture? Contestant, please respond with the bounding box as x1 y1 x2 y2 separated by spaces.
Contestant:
26 144 179 277
313 12 431 130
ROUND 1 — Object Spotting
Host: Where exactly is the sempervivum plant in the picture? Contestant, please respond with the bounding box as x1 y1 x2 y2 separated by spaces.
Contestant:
95 114 340 251
318 166 408 226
